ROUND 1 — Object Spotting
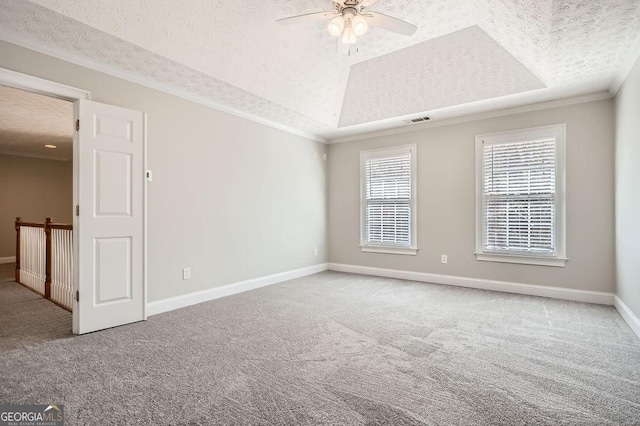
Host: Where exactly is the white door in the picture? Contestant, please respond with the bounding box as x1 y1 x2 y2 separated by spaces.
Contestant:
73 99 145 334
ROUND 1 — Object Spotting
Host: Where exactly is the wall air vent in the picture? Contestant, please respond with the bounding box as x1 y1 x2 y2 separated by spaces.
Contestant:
407 116 431 124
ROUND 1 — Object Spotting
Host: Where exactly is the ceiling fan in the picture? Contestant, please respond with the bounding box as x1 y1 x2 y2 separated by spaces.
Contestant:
277 0 417 48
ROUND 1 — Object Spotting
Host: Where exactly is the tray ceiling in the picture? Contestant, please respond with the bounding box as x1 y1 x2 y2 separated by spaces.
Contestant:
340 26 545 127
1 0 639 139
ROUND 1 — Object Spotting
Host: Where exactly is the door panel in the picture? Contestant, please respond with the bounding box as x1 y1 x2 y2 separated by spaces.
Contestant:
95 150 132 216
74 99 144 334
95 114 133 141
94 237 132 304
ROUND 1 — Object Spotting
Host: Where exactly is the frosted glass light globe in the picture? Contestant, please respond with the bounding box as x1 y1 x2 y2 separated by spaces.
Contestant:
327 16 345 37
351 15 368 36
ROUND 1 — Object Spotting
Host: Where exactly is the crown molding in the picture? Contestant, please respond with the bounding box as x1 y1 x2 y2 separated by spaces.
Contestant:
328 91 613 144
1 29 626 146
0 150 72 161
0 30 328 144
610 32 640 94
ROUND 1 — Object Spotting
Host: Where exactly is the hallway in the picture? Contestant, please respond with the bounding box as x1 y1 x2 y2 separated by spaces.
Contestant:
0 262 14 282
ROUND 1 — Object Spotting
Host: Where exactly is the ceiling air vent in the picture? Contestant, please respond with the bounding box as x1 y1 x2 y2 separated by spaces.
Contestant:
407 116 431 124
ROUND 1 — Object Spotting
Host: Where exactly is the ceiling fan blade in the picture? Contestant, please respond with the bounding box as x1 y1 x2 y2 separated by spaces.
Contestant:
366 12 417 36
359 0 379 7
276 11 335 25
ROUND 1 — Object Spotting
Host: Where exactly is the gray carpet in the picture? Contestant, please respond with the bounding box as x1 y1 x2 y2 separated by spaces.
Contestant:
0 263 73 350
1 271 639 425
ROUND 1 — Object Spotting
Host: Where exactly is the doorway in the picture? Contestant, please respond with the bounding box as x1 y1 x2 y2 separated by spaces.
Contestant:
0 67 147 335
0 83 75 343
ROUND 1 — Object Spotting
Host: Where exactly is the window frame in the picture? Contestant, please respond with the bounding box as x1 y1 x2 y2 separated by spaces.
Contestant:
360 144 418 256
475 124 567 267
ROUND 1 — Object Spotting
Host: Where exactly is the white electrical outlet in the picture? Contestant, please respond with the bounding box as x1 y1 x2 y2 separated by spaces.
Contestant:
314 248 318 256
323 153 327 161
441 255 448 264
182 267 191 280
314 151 318 159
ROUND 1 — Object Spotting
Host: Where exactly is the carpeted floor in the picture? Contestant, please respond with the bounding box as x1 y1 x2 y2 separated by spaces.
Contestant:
0 269 73 351
1 271 639 425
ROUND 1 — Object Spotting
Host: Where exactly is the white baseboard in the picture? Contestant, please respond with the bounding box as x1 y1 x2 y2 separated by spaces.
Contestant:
147 263 329 316
328 263 614 305
614 295 640 339
0 256 16 264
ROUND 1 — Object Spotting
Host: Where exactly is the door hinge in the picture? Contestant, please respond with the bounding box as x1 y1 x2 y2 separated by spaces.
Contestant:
76 205 79 216
76 119 80 131
75 290 79 302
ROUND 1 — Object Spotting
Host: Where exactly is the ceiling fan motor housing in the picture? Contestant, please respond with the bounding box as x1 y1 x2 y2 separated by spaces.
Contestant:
335 0 366 14
343 8 358 19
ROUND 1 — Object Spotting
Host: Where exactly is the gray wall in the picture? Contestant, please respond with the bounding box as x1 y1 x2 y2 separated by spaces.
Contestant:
615 56 640 318
0 154 73 258
329 99 615 293
0 40 327 302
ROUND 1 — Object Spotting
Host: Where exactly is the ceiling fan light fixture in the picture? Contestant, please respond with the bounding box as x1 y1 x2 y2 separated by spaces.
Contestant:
351 14 368 36
327 15 345 37
277 1 417 52
342 23 357 44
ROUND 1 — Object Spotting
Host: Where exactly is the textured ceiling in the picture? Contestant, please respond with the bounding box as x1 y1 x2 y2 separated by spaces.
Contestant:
340 26 545 127
0 85 73 160
0 0 638 139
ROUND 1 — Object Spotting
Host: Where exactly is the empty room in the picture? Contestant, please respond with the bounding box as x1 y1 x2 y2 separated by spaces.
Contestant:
0 0 639 424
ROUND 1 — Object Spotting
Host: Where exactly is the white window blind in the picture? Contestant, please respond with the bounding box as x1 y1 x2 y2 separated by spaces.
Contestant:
482 138 557 256
363 149 413 248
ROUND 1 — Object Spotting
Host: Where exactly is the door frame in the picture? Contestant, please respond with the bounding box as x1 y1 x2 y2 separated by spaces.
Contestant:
0 67 148 334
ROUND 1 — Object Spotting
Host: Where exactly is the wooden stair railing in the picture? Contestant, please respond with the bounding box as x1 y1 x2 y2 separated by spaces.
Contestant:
15 217 74 311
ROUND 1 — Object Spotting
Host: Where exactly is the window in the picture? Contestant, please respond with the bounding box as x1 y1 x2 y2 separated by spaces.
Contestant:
475 125 566 267
360 145 417 255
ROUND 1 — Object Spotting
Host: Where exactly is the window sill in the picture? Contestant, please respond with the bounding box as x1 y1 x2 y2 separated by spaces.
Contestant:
475 252 567 267
361 245 418 256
